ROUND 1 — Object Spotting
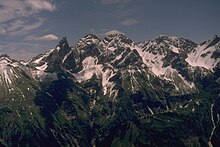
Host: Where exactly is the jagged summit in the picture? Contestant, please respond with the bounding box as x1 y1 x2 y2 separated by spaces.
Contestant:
0 54 10 58
155 34 196 44
58 36 68 45
0 54 12 63
0 52 35 97
84 34 99 39
209 34 220 41
0 33 220 147
205 35 220 48
0 54 20 66
56 36 70 51
200 35 220 46
156 34 179 40
186 35 220 71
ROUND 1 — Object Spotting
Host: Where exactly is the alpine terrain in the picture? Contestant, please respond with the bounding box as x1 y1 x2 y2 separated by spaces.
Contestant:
0 31 220 147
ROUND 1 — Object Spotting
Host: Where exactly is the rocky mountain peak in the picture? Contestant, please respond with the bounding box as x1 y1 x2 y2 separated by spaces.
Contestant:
103 33 133 50
156 35 179 41
75 34 101 50
84 34 99 39
56 36 70 53
0 54 12 63
0 54 20 66
58 36 68 46
0 54 10 58
1 33 220 147
151 35 197 53
204 35 220 49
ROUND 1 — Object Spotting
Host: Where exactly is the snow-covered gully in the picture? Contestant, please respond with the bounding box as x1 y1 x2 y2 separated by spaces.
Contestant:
208 98 220 147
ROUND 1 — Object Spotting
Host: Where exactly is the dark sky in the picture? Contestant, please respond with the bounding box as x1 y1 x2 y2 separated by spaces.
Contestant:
0 0 220 60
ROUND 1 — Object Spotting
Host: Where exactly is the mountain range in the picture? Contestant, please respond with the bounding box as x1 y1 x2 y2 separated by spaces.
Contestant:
0 31 220 147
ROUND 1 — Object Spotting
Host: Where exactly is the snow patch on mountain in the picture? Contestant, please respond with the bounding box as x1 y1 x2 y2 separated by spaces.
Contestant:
102 69 116 95
56 46 61 52
130 45 166 76
170 45 180 53
186 45 220 71
108 47 116 52
127 69 141 92
0 56 28 91
129 45 196 92
73 56 118 97
33 56 45 64
3 69 12 85
0 57 14 86
31 48 55 64
62 50 73 64
162 66 195 92
73 56 99 82
31 63 48 80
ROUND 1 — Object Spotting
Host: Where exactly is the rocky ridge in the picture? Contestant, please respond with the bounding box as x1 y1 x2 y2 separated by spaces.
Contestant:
0 33 220 146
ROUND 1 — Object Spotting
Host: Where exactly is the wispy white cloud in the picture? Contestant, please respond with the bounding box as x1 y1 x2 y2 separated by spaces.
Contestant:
4 18 45 37
0 0 56 37
120 18 139 26
0 1 28 24
27 0 56 12
23 18 45 31
24 33 58 41
0 0 57 60
37 34 59 41
0 0 56 24
7 19 25 32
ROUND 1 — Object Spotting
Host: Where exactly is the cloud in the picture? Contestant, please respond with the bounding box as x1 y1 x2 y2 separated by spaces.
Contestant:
27 0 56 12
120 18 139 26
0 0 56 24
0 1 27 23
97 0 132 5
4 18 45 37
0 0 55 37
0 0 56 60
7 19 25 32
105 30 125 36
22 18 45 31
38 34 59 41
0 28 6 35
